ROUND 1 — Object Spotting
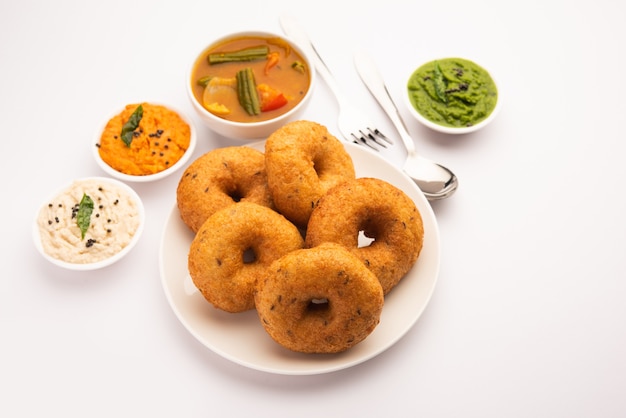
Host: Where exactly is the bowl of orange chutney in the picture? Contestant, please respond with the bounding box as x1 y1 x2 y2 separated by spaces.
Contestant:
94 102 197 182
188 31 315 140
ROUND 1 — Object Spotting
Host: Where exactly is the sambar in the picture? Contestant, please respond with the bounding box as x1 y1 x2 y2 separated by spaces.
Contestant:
190 35 311 123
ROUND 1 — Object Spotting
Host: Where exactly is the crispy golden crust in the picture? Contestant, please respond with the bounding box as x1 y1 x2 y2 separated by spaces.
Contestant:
305 177 424 295
255 243 384 354
188 202 303 313
176 146 273 233
264 120 355 228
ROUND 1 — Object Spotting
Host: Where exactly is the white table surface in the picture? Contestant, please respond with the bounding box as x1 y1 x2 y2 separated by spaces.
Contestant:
3 0 625 416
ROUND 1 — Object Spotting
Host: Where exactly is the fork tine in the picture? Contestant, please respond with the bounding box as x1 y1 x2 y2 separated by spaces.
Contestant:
352 127 393 151
361 130 387 149
364 128 392 149
348 127 391 151
349 132 378 150
369 128 393 145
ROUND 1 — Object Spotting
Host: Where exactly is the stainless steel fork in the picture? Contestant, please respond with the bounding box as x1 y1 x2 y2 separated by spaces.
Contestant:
280 15 392 150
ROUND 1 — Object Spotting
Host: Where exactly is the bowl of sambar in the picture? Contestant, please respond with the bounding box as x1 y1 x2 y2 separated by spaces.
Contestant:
188 31 315 140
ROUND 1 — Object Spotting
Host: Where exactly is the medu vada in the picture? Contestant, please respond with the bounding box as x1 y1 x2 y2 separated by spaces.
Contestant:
188 202 303 313
305 177 424 295
264 120 355 228
255 243 384 354
176 146 273 233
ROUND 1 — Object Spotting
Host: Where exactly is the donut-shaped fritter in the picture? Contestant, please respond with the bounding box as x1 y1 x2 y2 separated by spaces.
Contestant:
177 146 273 233
305 177 424 295
188 202 303 313
264 120 355 228
255 243 384 353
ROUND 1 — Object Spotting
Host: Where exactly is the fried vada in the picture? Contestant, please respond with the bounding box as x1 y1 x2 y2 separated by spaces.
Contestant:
255 243 384 353
305 177 424 295
188 202 303 313
177 146 273 233
264 120 355 228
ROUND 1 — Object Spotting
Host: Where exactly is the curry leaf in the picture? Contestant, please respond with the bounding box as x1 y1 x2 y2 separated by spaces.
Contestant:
77 193 94 240
120 105 143 147
433 62 447 103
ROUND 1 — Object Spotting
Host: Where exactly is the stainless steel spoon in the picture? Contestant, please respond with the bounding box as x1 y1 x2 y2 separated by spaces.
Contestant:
353 50 459 200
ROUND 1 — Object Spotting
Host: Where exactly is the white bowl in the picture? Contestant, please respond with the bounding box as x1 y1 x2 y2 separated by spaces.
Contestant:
405 57 500 135
187 31 316 140
93 102 197 182
33 177 145 271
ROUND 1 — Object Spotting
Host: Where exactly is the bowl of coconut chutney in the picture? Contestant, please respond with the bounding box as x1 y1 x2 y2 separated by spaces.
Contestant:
33 177 145 271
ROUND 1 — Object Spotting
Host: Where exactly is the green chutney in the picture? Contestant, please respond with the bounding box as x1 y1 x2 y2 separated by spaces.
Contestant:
407 57 497 128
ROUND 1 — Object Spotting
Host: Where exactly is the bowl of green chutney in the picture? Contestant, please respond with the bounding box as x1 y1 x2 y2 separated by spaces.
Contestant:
405 57 500 134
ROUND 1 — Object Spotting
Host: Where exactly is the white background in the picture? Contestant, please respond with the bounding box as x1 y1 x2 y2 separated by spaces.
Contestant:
2 0 625 416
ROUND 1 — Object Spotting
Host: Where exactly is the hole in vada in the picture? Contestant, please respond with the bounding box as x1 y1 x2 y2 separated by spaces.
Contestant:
229 189 243 202
242 247 257 264
307 298 329 312
358 230 375 248
312 157 323 177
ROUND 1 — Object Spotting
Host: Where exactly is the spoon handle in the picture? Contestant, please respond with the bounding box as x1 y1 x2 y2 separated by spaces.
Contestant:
352 49 416 155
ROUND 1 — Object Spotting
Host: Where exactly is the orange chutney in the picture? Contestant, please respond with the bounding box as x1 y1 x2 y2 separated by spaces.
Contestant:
97 103 191 176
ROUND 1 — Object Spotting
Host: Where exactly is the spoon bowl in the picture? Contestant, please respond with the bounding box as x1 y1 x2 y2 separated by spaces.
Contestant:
353 50 458 200
403 155 458 200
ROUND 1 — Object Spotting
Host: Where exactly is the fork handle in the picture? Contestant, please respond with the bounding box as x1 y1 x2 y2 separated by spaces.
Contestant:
279 14 352 110
353 50 417 156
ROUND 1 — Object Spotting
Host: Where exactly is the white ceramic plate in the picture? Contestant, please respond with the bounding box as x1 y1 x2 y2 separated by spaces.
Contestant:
159 142 440 375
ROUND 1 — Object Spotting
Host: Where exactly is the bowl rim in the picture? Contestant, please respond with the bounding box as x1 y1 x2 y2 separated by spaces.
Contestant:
92 101 197 182
186 30 316 134
33 176 145 271
405 56 501 135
